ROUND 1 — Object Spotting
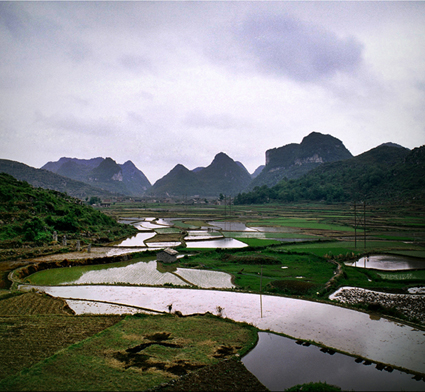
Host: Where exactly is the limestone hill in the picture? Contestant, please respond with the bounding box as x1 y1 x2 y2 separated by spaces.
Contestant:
150 152 252 197
42 157 151 196
250 132 353 189
0 159 115 200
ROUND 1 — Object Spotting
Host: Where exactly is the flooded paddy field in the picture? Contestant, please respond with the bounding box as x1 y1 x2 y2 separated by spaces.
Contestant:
346 254 425 271
5 202 425 390
39 259 236 289
243 332 425 391
20 285 425 376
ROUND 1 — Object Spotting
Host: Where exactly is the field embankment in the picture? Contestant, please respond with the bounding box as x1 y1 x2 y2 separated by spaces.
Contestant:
0 292 265 391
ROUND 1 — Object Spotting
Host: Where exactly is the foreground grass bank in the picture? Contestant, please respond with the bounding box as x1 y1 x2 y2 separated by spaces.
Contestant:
0 293 260 391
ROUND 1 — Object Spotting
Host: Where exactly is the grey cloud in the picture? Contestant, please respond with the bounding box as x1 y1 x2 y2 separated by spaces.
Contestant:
36 112 114 137
119 54 153 73
183 111 241 130
223 14 364 83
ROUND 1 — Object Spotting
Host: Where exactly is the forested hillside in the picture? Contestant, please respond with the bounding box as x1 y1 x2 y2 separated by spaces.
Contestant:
0 173 137 248
0 159 115 200
235 145 425 204
249 132 353 189
150 152 252 197
42 157 151 196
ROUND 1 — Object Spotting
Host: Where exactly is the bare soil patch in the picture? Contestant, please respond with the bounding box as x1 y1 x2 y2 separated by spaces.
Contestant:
155 357 269 392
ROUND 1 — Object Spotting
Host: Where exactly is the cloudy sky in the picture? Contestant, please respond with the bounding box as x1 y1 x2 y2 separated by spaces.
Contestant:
1 1 425 184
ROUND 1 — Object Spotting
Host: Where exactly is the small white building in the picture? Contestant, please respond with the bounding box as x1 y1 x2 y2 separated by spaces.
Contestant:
156 248 178 263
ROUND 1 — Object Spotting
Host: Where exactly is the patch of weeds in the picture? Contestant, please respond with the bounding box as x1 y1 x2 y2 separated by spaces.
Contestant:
268 279 319 295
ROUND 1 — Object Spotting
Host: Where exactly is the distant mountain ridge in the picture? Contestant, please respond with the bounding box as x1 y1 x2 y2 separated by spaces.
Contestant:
235 144 424 204
249 132 353 189
3 132 418 201
150 152 252 197
0 159 116 199
42 157 151 196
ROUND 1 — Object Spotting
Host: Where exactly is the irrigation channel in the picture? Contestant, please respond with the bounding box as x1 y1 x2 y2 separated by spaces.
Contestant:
19 217 425 390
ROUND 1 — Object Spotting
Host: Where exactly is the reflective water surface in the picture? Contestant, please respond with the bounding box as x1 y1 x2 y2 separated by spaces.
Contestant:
115 232 156 247
185 237 248 248
346 255 425 270
243 332 425 391
208 221 257 232
61 260 234 288
20 285 425 375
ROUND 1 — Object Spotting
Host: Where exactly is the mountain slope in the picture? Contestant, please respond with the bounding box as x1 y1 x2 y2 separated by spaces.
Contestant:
0 159 116 200
42 157 151 196
250 132 353 189
0 173 137 247
150 153 253 197
235 144 423 204
197 153 252 196
150 164 203 196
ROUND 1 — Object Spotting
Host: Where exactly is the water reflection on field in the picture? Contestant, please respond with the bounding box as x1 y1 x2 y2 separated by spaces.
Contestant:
346 255 425 271
243 332 425 391
20 285 425 375
62 260 234 289
208 221 257 231
115 232 155 247
185 237 248 248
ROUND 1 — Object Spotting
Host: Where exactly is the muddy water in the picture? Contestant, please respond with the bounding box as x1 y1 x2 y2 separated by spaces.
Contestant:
345 255 425 271
242 332 425 391
20 285 425 375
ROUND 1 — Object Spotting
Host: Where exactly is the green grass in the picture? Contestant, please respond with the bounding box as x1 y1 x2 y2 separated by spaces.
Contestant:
279 240 420 258
223 231 317 239
247 217 354 232
377 270 425 281
155 227 181 234
180 249 335 293
0 314 257 391
236 238 282 247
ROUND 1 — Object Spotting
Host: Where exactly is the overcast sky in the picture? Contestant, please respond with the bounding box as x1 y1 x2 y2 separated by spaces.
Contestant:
1 1 425 184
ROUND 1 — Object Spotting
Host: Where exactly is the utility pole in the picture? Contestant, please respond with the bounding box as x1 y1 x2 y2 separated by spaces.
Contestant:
363 200 367 249
354 201 357 248
353 200 367 249
260 265 263 318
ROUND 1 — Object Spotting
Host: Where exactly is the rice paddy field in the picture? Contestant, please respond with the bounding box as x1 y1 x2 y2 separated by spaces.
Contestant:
0 292 260 392
2 201 425 391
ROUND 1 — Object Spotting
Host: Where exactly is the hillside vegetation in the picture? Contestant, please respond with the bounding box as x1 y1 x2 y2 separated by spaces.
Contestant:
249 132 353 189
42 157 152 196
150 152 252 197
0 159 115 200
0 173 137 248
235 145 425 204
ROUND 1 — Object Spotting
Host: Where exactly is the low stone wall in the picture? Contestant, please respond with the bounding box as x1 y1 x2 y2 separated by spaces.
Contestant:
330 287 425 324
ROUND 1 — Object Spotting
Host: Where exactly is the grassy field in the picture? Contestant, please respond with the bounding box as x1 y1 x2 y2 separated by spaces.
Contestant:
0 292 261 391
19 201 425 300
1 201 424 390
0 292 123 381
177 248 335 295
